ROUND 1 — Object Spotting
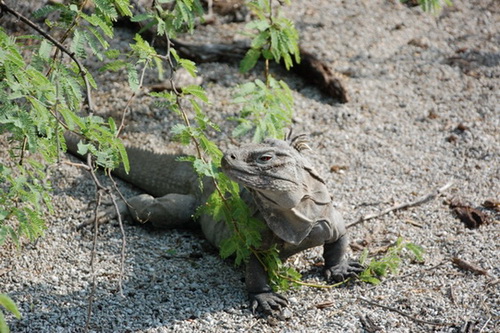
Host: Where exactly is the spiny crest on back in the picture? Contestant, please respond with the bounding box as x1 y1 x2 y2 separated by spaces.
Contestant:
284 131 325 185
285 130 312 153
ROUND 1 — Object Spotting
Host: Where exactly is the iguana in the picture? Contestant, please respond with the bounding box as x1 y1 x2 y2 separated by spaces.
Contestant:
66 133 363 314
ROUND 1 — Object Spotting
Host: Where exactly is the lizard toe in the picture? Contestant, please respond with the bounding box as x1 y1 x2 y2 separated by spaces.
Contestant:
249 292 289 315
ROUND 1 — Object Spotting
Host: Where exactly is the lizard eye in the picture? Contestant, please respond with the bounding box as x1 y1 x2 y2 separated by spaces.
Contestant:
258 154 273 162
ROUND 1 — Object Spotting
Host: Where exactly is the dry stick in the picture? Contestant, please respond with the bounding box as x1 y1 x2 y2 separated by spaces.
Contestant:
83 156 128 330
85 184 102 333
110 191 127 297
0 1 94 111
479 317 492 333
106 174 128 297
358 296 455 327
347 182 454 229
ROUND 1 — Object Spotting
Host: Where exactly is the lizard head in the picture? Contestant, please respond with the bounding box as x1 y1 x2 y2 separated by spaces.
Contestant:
221 135 327 209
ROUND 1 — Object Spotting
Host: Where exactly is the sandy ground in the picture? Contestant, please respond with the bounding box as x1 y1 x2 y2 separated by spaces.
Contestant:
1 0 499 332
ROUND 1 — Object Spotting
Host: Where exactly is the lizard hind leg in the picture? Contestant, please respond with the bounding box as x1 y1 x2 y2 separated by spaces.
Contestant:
127 193 198 229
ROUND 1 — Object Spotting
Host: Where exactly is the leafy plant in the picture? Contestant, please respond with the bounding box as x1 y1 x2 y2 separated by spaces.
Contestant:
359 238 425 285
232 76 294 143
0 0 130 247
145 0 302 291
0 0 438 295
232 0 298 142
0 294 21 333
401 0 453 13
240 0 300 72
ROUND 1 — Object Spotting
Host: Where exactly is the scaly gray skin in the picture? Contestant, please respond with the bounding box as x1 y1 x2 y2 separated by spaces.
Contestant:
221 135 363 313
66 133 363 314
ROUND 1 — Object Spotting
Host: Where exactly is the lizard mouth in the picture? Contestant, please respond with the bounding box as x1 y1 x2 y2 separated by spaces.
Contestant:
221 153 299 191
221 159 257 180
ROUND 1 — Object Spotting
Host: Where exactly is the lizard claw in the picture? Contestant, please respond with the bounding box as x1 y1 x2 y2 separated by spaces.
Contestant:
249 291 289 314
324 259 364 283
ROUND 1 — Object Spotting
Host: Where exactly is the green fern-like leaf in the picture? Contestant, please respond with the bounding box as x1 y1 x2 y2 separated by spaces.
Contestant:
85 24 110 48
94 0 118 20
32 4 63 19
81 12 114 38
0 294 22 322
182 85 207 102
70 29 87 59
240 48 261 73
113 0 133 16
125 63 139 91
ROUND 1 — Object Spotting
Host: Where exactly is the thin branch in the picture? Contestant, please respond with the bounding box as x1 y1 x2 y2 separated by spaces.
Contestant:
479 317 492 333
81 154 127 328
110 191 126 297
85 155 101 333
46 0 89 78
19 136 27 165
0 1 94 111
347 182 454 229
86 161 127 296
64 160 91 170
358 296 455 327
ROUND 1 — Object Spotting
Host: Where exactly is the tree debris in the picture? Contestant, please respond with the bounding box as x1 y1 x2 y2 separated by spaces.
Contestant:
315 301 334 309
359 314 382 333
358 297 454 327
482 199 499 212
330 165 349 173
451 257 490 277
449 200 490 229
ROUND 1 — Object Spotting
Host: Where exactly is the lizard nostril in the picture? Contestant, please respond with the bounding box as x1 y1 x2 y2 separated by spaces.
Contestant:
230 154 236 160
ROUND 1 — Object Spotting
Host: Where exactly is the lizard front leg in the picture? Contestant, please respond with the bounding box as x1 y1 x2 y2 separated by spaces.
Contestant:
84 193 198 229
246 253 288 314
323 234 364 283
127 193 198 228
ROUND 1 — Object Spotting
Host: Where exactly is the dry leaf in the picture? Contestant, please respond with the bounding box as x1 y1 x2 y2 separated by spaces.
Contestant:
330 165 349 173
482 199 499 212
449 200 490 229
452 257 489 277
315 301 334 309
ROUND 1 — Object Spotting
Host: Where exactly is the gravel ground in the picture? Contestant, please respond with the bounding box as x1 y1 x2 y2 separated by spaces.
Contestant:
1 0 499 332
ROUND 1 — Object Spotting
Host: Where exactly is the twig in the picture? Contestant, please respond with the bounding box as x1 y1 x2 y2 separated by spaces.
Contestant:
86 160 127 295
107 174 128 297
451 257 491 278
278 273 351 289
82 154 127 329
64 160 91 170
479 316 492 333
358 296 454 327
347 182 454 229
0 1 94 111
85 155 101 333
117 56 151 136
